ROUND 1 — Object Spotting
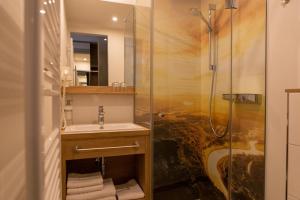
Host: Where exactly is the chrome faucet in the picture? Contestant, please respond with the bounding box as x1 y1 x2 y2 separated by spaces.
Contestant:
98 106 105 129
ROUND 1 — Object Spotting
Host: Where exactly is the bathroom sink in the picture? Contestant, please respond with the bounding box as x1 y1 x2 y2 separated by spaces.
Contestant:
64 123 146 133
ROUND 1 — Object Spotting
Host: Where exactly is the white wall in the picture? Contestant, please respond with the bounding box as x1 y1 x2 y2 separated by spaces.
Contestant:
73 53 90 71
67 95 134 124
288 94 300 200
60 2 68 66
60 0 69 71
69 23 125 85
266 1 300 200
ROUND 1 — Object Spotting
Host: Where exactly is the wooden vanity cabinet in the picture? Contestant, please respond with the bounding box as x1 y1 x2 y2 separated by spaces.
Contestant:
61 129 151 200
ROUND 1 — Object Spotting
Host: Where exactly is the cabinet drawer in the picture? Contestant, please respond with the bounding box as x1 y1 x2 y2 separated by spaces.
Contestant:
62 136 147 160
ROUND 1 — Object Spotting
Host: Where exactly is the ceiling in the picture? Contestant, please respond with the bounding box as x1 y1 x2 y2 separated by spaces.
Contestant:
65 0 134 30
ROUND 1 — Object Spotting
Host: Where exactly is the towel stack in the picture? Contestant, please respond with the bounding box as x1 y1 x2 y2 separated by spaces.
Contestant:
116 179 145 200
66 172 116 200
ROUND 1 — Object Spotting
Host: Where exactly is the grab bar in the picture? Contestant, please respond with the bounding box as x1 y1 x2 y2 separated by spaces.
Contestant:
74 141 140 153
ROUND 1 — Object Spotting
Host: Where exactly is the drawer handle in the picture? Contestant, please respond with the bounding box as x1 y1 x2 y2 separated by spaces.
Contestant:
74 141 140 153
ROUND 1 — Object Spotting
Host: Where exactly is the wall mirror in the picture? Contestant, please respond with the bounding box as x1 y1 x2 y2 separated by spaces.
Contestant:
65 0 135 87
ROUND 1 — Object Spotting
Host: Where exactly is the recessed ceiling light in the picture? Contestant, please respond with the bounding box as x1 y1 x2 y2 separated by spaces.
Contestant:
104 38 107 41
112 16 118 22
43 1 47 5
83 58 87 61
40 9 46 14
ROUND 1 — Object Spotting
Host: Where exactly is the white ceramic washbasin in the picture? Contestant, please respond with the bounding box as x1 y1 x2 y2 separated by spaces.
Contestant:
64 123 146 133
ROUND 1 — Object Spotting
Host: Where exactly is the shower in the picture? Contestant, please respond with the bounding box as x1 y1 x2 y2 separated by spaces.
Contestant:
191 3 233 138
150 1 266 199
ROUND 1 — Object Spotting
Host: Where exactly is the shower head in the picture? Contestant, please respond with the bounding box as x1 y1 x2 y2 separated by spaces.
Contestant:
190 8 213 32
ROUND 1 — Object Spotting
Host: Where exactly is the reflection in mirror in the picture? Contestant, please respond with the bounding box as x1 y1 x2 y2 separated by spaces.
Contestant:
65 0 135 87
72 33 108 86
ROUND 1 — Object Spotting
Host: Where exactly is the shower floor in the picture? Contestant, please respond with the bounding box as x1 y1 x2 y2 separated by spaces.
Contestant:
154 177 225 200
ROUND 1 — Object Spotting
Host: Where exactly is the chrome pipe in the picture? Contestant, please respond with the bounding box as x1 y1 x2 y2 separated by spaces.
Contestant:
225 0 238 9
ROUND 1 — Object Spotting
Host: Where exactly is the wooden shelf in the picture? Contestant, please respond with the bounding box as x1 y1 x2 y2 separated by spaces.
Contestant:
285 89 300 93
65 86 135 95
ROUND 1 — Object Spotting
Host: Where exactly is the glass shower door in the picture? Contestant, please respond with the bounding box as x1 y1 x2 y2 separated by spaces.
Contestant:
230 0 266 199
152 0 232 199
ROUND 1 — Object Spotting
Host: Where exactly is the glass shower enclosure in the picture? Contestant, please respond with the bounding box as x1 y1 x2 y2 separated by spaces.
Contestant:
134 0 266 199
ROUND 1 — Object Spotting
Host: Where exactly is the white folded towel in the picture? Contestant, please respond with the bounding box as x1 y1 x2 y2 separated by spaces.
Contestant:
95 196 116 200
116 179 145 200
66 179 116 200
67 184 104 195
68 172 102 180
67 172 103 189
